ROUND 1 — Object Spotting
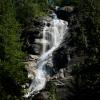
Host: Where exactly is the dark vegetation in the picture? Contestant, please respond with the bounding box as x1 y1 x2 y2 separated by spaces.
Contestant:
0 0 100 100
66 0 100 100
0 0 48 99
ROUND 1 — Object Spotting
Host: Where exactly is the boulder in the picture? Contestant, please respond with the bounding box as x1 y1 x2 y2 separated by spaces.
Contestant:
24 55 39 80
60 6 74 13
25 61 37 80
54 6 74 21
27 44 42 54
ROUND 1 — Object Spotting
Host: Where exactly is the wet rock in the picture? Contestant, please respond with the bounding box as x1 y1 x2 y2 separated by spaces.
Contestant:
59 69 65 78
46 58 53 67
54 6 75 21
27 44 42 54
60 6 74 13
47 23 51 27
53 47 69 71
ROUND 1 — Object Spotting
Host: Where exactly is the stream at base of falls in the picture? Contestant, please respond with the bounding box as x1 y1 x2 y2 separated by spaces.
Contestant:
24 12 69 99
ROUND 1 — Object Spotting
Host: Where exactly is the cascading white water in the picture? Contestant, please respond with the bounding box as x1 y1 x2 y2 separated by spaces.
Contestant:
24 12 68 98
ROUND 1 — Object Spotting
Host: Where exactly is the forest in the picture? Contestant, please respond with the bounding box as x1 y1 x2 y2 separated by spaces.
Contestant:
0 0 100 100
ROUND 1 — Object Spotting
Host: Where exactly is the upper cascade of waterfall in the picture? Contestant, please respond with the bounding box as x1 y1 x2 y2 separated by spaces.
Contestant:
24 12 69 98
42 12 68 53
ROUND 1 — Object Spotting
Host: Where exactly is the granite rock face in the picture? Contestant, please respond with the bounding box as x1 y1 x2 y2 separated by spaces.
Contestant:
21 18 43 54
23 7 74 85
23 7 86 100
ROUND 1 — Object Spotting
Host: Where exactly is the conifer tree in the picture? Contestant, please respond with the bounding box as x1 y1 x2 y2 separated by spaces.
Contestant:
67 0 100 100
0 0 27 99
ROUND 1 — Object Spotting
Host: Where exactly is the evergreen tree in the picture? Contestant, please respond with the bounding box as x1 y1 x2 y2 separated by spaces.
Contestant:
67 0 100 100
13 0 48 25
0 0 27 99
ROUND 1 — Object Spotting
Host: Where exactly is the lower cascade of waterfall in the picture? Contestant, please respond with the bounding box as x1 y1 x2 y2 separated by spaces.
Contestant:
24 12 68 98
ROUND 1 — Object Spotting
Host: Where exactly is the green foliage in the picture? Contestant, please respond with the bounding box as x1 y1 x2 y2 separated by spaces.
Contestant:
47 82 60 100
0 0 28 99
67 0 100 100
0 0 27 83
67 64 100 100
0 0 100 99
14 0 48 25
0 0 49 99
52 0 80 6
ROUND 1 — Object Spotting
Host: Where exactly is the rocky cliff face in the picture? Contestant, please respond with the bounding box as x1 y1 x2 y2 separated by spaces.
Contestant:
22 6 85 100
21 18 43 54
22 14 71 77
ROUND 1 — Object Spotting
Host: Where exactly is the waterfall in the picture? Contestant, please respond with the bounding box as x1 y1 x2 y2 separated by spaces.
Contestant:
24 12 68 98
